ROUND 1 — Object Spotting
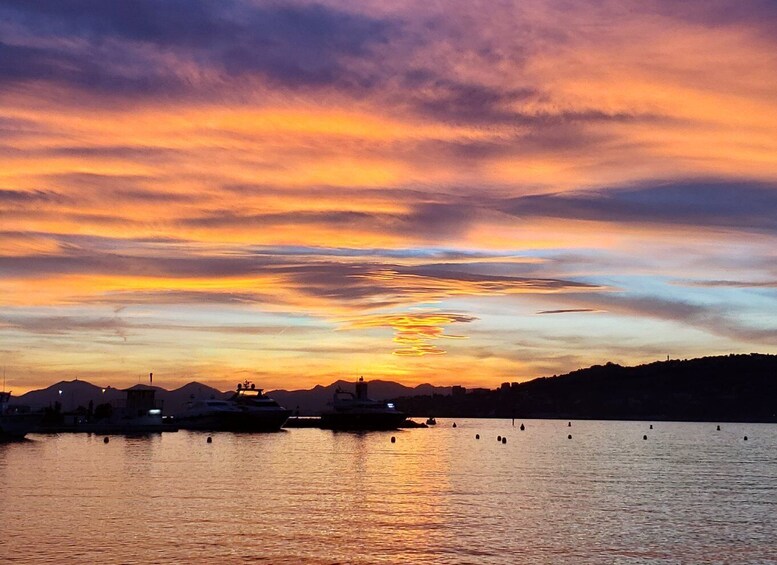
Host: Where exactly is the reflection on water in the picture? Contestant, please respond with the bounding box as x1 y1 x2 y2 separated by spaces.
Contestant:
1 421 776 564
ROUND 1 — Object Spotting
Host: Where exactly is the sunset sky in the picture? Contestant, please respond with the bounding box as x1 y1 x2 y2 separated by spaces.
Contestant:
2 0 777 393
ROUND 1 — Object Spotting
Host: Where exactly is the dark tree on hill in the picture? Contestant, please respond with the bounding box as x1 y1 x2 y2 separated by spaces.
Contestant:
392 354 777 422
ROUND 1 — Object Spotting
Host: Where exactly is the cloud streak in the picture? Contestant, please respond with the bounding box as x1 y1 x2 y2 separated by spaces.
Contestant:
500 180 777 234
0 236 602 310
536 309 603 315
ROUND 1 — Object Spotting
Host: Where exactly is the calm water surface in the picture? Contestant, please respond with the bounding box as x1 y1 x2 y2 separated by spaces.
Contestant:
1 420 776 564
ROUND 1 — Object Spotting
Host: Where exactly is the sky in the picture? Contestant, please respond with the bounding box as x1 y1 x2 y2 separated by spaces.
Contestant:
2 0 777 393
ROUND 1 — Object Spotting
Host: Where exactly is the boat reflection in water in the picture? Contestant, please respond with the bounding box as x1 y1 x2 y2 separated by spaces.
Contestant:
0 391 42 441
178 381 291 432
320 377 407 431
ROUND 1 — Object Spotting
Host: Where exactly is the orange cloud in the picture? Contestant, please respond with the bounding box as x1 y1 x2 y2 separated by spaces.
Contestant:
344 312 476 356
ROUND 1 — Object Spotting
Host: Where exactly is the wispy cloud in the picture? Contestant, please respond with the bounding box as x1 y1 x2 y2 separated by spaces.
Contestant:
499 180 777 234
676 279 777 288
536 308 603 315
556 292 777 344
344 312 476 356
0 237 602 312
0 1 396 96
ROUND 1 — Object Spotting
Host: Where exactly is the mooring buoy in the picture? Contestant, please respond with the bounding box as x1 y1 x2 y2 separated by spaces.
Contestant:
391 436 396 443
103 437 109 444
207 436 213 444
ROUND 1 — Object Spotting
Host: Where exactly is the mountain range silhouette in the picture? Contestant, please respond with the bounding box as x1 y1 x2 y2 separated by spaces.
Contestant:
11 354 777 421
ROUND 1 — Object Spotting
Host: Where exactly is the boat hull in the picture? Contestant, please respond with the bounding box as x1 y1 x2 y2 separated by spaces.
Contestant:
320 411 407 431
0 413 43 441
177 409 291 432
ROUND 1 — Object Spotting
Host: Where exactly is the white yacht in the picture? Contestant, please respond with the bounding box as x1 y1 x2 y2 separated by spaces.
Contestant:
178 382 291 432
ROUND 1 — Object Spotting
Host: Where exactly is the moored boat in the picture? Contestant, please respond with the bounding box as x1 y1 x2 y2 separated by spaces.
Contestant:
177 381 291 432
320 377 407 431
1 391 42 440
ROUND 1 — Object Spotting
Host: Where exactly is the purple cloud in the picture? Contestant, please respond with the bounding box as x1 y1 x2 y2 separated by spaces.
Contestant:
0 1 396 94
500 180 777 234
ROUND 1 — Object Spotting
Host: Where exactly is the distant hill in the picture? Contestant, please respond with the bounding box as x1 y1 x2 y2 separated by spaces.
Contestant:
392 354 777 422
18 380 124 411
158 382 226 416
16 379 224 416
269 380 451 415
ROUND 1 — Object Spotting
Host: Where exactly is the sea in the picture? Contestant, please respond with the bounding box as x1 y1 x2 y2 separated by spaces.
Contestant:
1 419 775 564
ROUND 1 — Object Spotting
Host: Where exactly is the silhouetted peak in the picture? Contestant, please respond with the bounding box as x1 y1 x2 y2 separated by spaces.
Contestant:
173 381 222 392
124 384 160 392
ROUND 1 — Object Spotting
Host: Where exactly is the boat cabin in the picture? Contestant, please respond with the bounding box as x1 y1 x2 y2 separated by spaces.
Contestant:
120 385 162 418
